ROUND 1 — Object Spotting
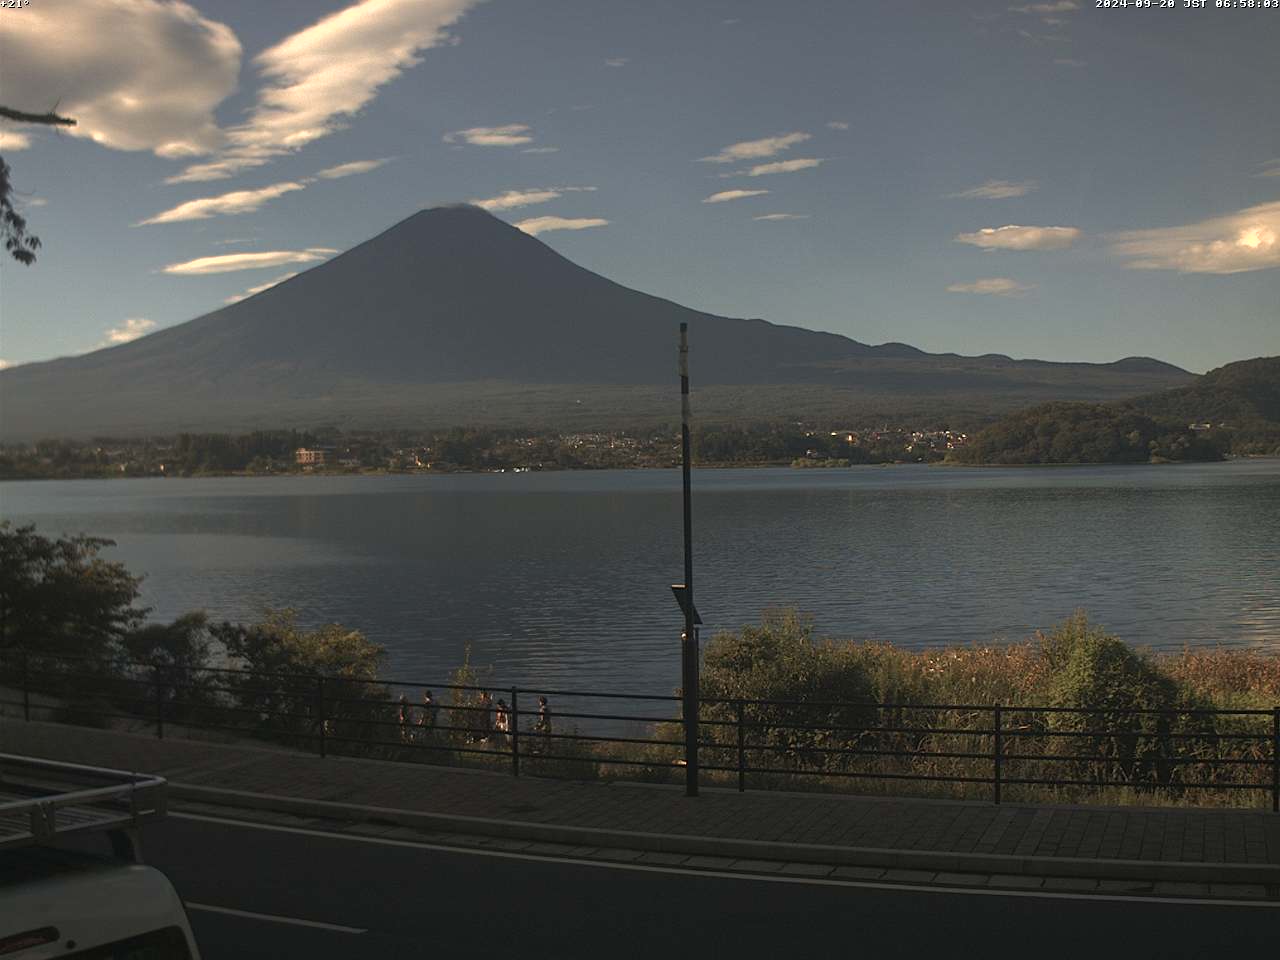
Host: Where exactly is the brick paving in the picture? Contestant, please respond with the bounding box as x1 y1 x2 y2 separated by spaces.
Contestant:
4 719 1278 869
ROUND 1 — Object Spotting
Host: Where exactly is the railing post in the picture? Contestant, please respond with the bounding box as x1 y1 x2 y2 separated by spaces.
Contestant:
511 687 520 778
21 645 30 722
993 704 1002 805
736 699 746 793
1272 707 1278 814
317 676 327 759
155 671 164 740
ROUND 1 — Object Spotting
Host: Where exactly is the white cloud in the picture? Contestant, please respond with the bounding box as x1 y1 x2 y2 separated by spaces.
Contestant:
225 271 299 304
444 124 533 147
604 58 629 67
139 181 308 225
0 0 240 158
742 158 824 177
471 187 596 211
955 224 1080 250
700 132 810 164
170 0 481 182
316 158 391 179
1010 1 1078 13
1256 160 1280 178
26 197 47 208
947 277 1033 295
950 179 1037 200
1109 201 1280 274
825 121 850 131
753 213 809 221
703 189 769 204
0 359 10 370
162 248 337 275
0 131 32 150
101 317 156 345
514 216 609 236
521 146 559 155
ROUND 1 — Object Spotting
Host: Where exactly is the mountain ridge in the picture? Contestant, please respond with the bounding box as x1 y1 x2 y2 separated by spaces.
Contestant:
0 205 1197 439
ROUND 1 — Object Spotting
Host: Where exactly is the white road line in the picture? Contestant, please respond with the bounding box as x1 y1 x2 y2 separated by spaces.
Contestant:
169 811 1280 909
185 902 366 934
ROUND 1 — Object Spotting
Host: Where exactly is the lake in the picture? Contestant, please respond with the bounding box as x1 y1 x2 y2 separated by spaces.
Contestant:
2 461 1277 696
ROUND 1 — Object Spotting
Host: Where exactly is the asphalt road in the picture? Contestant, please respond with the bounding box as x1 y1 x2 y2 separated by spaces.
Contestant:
133 815 1276 960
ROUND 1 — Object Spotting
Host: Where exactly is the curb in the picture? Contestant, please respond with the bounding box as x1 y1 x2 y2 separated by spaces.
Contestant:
169 782 1280 886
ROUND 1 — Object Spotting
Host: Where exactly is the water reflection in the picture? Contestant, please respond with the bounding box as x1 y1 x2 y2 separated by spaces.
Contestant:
2 461 1276 694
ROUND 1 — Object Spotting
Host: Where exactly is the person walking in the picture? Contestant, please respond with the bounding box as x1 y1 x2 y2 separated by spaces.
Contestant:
397 694 412 743
418 690 438 734
494 698 510 748
476 690 494 743
535 695 552 753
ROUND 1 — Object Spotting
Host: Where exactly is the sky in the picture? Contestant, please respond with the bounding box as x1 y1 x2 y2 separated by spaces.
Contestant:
0 0 1277 374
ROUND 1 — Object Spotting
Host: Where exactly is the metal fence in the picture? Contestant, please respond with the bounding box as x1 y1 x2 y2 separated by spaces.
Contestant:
3 649 1277 810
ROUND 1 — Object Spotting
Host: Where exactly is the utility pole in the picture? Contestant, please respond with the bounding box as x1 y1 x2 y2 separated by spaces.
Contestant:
679 321 699 797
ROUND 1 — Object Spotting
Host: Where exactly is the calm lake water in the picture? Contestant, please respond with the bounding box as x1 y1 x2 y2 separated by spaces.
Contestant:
2 461 1277 695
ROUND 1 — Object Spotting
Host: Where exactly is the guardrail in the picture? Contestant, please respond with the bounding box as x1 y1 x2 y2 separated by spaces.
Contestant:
3 649 1277 810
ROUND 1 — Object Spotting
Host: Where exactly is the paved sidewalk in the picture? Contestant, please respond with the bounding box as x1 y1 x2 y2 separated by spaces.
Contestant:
5 719 1279 884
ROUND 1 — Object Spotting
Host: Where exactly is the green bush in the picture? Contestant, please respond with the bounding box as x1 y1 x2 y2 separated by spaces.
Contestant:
1039 613 1186 786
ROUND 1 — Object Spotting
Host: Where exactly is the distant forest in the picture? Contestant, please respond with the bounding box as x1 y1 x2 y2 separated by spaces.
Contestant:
950 356 1280 465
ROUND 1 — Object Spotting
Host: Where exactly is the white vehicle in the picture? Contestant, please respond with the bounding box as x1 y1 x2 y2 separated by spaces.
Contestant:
0 755 200 959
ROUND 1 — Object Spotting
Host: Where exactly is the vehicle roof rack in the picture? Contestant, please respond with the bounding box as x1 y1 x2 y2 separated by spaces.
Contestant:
0 754 166 853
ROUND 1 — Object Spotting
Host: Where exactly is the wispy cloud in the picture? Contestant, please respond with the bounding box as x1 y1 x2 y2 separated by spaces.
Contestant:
753 213 809 222
949 179 1037 200
445 124 534 147
742 158 824 177
514 216 609 236
170 0 480 182
825 121 849 131
1255 159 1280 178
471 187 596 212
139 181 309 225
955 224 1080 250
521 146 559 155
224 272 299 303
1010 1 1078 13
700 132 810 164
0 131 32 151
316 158 391 179
1 0 240 158
1110 201 1280 274
703 189 770 204
162 248 337 275
101 317 156 345
604 57 628 67
947 277 1033 295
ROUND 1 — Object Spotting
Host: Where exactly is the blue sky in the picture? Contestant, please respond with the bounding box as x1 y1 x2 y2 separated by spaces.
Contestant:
1 0 1277 374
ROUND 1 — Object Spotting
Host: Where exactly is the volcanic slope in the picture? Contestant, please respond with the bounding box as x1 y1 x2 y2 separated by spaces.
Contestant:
0 205 1193 438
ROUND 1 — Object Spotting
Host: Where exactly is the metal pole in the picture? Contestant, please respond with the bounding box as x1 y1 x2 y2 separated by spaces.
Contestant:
511 686 520 778
317 676 327 758
155 671 164 740
680 322 698 798
737 699 746 793
21 645 30 722
1272 707 1278 814
993 705 1002 805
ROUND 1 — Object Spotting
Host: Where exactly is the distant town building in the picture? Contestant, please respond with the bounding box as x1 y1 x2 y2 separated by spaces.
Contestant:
295 447 329 466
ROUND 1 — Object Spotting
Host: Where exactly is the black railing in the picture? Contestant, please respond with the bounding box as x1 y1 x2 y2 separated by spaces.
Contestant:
2 649 1277 810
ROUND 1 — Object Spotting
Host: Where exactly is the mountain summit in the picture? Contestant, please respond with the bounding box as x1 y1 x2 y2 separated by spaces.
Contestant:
0 205 1193 438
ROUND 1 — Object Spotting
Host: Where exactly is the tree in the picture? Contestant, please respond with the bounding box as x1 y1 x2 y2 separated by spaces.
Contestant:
0 104 75 264
0 522 149 657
